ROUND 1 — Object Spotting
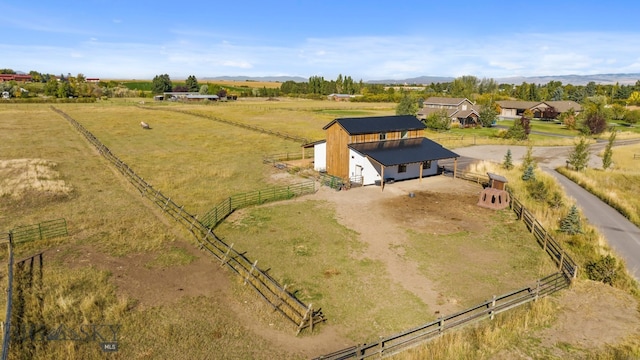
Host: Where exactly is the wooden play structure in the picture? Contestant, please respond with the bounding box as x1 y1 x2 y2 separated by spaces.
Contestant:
477 172 510 210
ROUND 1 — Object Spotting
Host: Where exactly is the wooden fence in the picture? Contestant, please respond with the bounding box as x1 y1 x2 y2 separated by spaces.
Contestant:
314 272 570 360
314 171 578 359
140 106 310 144
262 151 312 164
1 234 14 360
51 106 324 334
200 181 316 229
9 219 68 244
634 154 639 160
511 198 578 278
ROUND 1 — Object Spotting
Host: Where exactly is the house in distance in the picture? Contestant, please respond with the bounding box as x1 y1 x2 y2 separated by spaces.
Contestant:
310 115 459 188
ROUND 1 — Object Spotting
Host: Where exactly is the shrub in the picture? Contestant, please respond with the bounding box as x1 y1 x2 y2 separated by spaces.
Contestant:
525 179 548 202
586 255 618 286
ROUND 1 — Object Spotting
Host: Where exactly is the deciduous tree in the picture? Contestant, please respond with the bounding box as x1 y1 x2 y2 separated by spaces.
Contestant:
152 74 172 94
567 137 590 171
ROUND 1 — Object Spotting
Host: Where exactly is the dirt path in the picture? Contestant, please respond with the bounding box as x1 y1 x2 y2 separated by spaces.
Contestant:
307 176 484 316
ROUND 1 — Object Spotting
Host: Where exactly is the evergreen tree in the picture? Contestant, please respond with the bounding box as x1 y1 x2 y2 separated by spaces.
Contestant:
185 75 199 92
559 205 582 235
602 131 616 170
503 149 514 170
568 137 590 171
522 164 535 181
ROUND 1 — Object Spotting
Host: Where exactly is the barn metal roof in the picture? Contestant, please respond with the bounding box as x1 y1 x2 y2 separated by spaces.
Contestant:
349 138 458 166
322 115 425 135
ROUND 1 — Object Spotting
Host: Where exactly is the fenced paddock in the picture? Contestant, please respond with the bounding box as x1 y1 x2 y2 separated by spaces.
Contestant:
200 182 316 229
314 171 578 360
51 106 324 334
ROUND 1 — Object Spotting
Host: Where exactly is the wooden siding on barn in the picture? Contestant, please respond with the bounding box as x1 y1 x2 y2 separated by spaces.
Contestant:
349 129 421 144
325 123 351 179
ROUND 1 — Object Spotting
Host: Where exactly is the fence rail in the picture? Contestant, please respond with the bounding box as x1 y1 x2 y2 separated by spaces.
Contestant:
51 106 324 334
314 170 578 359
634 153 639 160
200 182 316 228
314 272 570 360
263 152 312 164
8 219 67 244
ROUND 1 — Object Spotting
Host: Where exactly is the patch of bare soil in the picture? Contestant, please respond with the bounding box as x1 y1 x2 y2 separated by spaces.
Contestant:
0 158 72 199
537 279 640 355
54 241 231 309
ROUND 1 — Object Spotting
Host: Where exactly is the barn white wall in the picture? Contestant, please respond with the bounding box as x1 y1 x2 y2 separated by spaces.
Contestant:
313 142 326 171
348 149 380 185
348 149 440 185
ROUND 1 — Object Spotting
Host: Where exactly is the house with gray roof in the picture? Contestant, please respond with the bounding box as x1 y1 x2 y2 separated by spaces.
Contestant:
417 97 481 127
497 100 582 119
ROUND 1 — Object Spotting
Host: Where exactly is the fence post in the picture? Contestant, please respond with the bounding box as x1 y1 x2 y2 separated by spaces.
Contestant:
530 221 535 234
38 223 43 240
438 318 445 333
534 279 541 301
163 197 171 211
244 260 258 285
221 243 234 267
558 250 565 271
2 233 14 360
490 295 496 320
543 233 548 252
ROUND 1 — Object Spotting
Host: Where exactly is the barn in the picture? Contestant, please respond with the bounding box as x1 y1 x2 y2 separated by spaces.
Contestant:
311 115 459 187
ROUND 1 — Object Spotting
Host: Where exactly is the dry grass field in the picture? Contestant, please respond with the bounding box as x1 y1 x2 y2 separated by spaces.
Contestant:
1 100 639 359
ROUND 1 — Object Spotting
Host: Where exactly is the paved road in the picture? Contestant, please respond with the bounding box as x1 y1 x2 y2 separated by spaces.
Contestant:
547 169 640 281
443 141 640 282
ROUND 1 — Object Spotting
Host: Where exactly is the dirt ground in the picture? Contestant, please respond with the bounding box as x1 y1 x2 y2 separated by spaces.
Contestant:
51 173 639 358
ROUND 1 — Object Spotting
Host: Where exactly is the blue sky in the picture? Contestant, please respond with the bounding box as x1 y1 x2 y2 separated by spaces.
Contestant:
2 0 640 80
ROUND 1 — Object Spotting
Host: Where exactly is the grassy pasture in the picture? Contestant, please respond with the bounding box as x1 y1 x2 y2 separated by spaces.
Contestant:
215 199 557 342
2 100 638 358
0 104 298 359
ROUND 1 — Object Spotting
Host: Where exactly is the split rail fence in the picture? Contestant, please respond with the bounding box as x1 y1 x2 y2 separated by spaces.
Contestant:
50 106 324 334
314 171 578 359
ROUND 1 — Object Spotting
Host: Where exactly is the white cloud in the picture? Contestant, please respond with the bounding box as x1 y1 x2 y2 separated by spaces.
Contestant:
3 29 640 80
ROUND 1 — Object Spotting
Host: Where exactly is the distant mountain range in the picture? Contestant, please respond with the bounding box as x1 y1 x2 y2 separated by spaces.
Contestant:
206 73 640 86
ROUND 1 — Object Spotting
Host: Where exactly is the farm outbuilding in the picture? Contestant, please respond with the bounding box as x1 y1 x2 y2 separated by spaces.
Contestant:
312 115 459 187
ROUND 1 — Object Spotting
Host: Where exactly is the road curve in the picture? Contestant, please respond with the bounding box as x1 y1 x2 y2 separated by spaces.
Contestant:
446 143 640 282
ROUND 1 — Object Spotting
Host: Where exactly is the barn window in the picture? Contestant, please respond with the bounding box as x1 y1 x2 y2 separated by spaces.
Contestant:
379 132 387 140
401 130 408 139
422 160 432 169
398 164 407 173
